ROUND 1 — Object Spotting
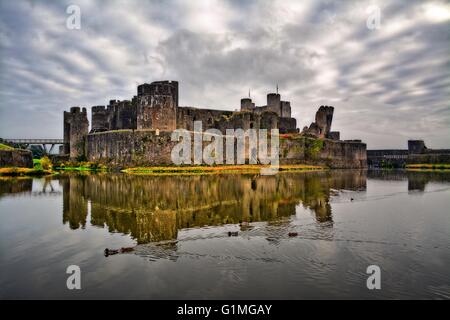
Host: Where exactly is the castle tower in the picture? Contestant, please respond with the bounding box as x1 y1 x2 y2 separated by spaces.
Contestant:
136 81 178 131
280 101 291 118
240 98 255 111
408 140 427 154
267 93 281 116
315 106 334 138
91 106 108 133
64 107 89 159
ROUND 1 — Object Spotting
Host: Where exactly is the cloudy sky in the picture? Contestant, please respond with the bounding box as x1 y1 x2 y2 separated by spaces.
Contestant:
0 0 449 149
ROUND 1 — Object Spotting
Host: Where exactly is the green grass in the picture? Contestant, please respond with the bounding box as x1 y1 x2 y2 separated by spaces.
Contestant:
54 161 108 171
123 164 326 176
33 158 43 170
0 167 53 177
0 143 14 150
406 163 450 171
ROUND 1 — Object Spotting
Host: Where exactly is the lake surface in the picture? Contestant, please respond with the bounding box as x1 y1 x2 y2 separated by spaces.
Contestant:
0 170 449 299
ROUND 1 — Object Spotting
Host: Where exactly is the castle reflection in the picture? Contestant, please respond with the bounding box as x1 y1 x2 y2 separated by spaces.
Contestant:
58 171 367 243
6 170 448 243
366 170 450 192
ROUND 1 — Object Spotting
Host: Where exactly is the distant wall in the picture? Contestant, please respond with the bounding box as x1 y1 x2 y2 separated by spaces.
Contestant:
87 131 367 168
281 137 367 169
368 148 450 167
0 149 33 168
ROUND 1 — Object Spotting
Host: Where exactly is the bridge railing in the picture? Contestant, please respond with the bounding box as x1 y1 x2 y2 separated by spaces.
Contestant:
4 139 64 144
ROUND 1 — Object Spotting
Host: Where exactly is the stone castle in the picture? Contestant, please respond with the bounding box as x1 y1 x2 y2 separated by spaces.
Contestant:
63 80 367 168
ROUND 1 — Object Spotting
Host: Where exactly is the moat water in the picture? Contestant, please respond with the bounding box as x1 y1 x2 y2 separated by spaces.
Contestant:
0 170 449 299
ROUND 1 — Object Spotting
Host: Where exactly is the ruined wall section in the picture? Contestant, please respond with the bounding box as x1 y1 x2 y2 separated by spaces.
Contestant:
177 107 233 131
280 137 367 168
87 131 367 169
176 107 282 133
303 106 338 139
0 149 33 168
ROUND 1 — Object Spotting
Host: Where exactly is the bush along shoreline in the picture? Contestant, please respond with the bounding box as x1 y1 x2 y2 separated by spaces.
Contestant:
8 156 450 177
1 155 328 177
405 163 450 171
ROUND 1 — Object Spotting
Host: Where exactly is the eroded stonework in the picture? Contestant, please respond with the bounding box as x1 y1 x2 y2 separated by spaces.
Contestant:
302 106 339 139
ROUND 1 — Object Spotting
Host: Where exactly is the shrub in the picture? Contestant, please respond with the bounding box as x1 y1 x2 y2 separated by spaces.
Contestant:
40 156 52 170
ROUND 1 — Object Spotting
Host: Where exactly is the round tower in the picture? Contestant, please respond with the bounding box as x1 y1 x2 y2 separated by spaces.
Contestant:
91 106 108 133
240 98 255 111
267 93 281 116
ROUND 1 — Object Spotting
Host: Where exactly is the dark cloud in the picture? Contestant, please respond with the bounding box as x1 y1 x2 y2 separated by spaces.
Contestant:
0 0 449 148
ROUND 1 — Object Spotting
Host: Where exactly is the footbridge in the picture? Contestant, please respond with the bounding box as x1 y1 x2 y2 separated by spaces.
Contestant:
3 139 65 155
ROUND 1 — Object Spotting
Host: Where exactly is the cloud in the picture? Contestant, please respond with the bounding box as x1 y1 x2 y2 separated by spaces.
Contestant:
0 0 449 148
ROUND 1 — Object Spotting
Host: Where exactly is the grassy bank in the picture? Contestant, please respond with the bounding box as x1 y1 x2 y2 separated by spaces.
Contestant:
0 143 14 150
0 156 53 177
123 164 326 176
0 167 53 177
406 164 450 171
53 161 108 171
1 156 326 177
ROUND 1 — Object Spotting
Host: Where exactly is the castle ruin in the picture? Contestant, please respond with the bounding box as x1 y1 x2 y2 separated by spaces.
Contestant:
63 80 366 168
84 80 298 135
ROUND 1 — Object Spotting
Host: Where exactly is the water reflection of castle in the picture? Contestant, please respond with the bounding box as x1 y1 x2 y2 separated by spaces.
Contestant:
3 171 450 243
59 171 367 243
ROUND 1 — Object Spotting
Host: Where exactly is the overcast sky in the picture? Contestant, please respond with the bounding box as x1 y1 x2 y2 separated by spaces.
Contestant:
0 0 449 149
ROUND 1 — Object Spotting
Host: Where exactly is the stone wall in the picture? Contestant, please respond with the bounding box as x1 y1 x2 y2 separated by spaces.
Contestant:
86 130 367 168
280 136 367 168
87 130 178 166
176 107 286 133
177 107 234 131
0 149 33 168
367 140 450 167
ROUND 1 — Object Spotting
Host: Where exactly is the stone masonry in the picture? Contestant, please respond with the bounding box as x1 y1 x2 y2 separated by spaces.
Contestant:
64 107 89 159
